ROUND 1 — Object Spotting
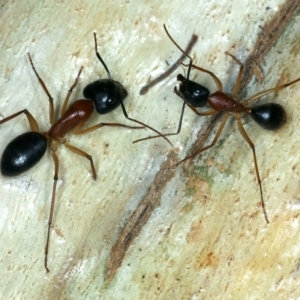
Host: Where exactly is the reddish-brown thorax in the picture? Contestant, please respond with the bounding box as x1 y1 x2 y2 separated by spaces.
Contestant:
49 99 94 138
209 91 248 113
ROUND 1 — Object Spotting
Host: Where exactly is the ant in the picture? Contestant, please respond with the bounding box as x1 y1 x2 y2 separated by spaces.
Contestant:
0 55 143 273
0 33 170 273
136 24 300 223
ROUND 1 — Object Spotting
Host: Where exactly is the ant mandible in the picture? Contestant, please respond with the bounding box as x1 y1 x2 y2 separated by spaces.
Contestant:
0 54 145 273
82 33 172 146
136 24 300 223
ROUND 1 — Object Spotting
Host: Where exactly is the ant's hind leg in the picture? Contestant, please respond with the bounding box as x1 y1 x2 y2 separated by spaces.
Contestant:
44 149 59 273
0 109 39 132
235 114 269 223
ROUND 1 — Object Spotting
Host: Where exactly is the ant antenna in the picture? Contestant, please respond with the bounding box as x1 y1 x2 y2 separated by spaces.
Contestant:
163 25 192 61
164 24 194 80
93 32 112 79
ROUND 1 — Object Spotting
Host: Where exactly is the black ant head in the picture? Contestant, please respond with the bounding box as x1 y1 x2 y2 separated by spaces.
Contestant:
250 103 286 130
175 74 209 107
84 32 128 114
83 79 128 114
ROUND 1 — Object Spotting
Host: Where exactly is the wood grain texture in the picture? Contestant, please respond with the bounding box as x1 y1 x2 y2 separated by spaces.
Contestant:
0 0 299 299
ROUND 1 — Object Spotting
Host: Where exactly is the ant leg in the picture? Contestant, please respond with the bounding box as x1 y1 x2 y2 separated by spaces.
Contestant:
133 103 218 144
62 142 97 179
61 67 84 115
45 139 97 272
225 52 244 99
27 53 55 125
241 76 300 106
89 33 171 145
181 63 223 91
72 121 144 136
235 114 269 223
45 148 59 273
133 101 187 143
0 109 39 132
178 113 229 165
186 103 217 117
118 101 172 147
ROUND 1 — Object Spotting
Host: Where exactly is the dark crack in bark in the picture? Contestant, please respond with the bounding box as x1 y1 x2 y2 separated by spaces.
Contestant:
240 0 300 90
105 152 177 282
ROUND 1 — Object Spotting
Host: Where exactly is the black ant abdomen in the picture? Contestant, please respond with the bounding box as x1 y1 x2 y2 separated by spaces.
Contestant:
250 103 286 130
1 132 47 176
83 79 128 114
176 74 209 107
